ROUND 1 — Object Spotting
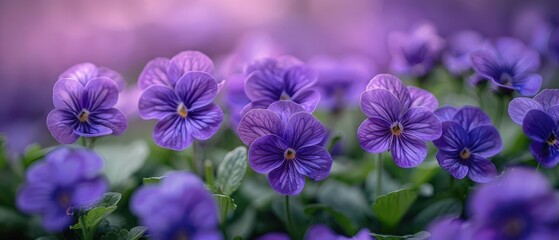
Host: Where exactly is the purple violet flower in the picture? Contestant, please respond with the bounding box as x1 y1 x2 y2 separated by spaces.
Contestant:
470 38 542 96
131 172 222 240
522 109 559 167
509 89 559 125
305 224 374 240
443 31 485 76
16 147 107 232
256 232 290 240
237 101 332 195
388 23 444 77
138 71 223 151
428 217 473 240
225 72 251 131
46 77 128 144
59 62 126 91
469 168 559 239
357 74 441 168
433 106 502 183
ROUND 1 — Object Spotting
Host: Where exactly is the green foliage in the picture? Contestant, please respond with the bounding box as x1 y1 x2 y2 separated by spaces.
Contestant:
304 204 358 236
372 189 418 227
142 176 164 184
100 226 147 240
216 146 247 196
96 140 149 187
372 231 431 240
70 192 121 231
214 194 237 224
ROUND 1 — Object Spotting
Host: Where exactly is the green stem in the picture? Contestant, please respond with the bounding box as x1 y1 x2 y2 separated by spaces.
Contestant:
495 96 505 129
204 160 215 191
285 195 294 238
190 142 199 174
376 153 383 199
79 214 90 240
81 137 87 147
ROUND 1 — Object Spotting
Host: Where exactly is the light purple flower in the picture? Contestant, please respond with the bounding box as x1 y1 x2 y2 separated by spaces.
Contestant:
358 74 441 168
46 77 127 144
428 217 472 240
522 109 559 167
470 38 542 96
17 147 107 232
388 23 444 77
433 106 501 183
131 172 221 240
443 31 485 75
225 72 251 131
237 101 332 195
59 62 126 91
138 71 223 151
305 224 373 240
509 89 559 125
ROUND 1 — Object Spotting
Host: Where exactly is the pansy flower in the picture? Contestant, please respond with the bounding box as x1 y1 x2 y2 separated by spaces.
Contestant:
443 31 485 76
17 147 107 232
59 62 126 91
131 172 222 240
238 101 332 195
470 38 542 96
358 74 441 168
138 71 223 151
433 106 502 183
508 89 559 125
522 109 559 167
305 224 373 240
46 77 128 144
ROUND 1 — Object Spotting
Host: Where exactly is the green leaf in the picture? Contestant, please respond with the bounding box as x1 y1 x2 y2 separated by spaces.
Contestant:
0 206 26 230
327 132 343 152
143 176 164 184
96 140 149 187
213 194 237 223
70 206 117 230
304 204 358 236
216 146 247 195
318 180 370 224
98 192 122 207
372 231 430 240
412 199 462 226
410 161 440 186
22 144 46 168
372 189 418 227
0 136 7 169
127 226 148 240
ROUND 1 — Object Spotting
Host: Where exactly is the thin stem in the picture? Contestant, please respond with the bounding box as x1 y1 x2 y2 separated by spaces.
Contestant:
285 195 294 238
81 137 87 147
376 153 383 199
79 214 90 240
204 160 215 192
495 96 505 128
190 142 199 174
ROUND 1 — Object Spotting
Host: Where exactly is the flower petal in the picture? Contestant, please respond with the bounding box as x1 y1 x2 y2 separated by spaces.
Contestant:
186 103 223 140
46 109 79 144
366 74 411 109
168 51 214 83
138 58 171 90
53 78 84 112
153 114 192 151
42 210 73 232
91 108 128 135
534 89 559 109
467 155 497 183
138 85 180 120
248 135 287 174
468 125 502 158
452 106 491 132
360 89 401 122
391 135 428 168
82 77 120 111
357 118 392 153
267 100 305 124
546 105 559 123
238 99 276 119
470 50 500 79
16 182 54 212
514 73 542 96
175 72 218 111
434 106 457 122
522 109 555 142
244 71 283 101
267 161 305 195
284 65 317 95
401 107 442 141
284 112 325 149
433 121 469 152
529 141 559 168
508 97 543 125
436 150 468 179
293 145 332 181
72 178 108 207
408 86 438 111
73 122 113 137
59 62 98 86
237 109 285 146
290 89 321 112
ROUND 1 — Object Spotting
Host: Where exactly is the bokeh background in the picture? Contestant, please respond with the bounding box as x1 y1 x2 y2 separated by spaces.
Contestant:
1 0 558 155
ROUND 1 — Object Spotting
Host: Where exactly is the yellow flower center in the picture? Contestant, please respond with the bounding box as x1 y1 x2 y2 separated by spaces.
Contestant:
78 109 90 123
177 103 188 118
390 122 404 136
547 135 557 145
460 148 471 160
284 148 296 160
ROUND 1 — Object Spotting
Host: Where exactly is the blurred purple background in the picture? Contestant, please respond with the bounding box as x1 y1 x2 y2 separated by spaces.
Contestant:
1 0 558 152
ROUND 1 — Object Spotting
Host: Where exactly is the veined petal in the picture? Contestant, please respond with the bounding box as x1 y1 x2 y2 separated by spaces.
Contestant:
73 122 112 137
238 99 275 119
434 106 458 122
452 106 491 132
293 145 332 181
366 74 411 109
529 141 559 168
153 115 193 151
175 72 218 111
138 58 171 90
284 112 325 149
468 125 502 158
82 77 120 111
470 50 500 79
436 150 468 179
237 109 285 146
357 118 392 153
248 135 287 174
401 107 442 141
408 86 438 111
267 100 305 124
508 98 544 125
391 135 428 168
467 155 497 183
267 161 305 195
168 51 214 83
97 67 126 91
138 85 180 120
360 89 401 122
91 108 128 135
59 62 98 86
244 71 283 101
16 182 54 212
534 89 559 109
186 103 223 140
290 89 320 112
514 74 542 96
46 109 79 144
547 105 559 123
284 65 317 95
522 109 555 142
53 78 84 112
433 121 468 152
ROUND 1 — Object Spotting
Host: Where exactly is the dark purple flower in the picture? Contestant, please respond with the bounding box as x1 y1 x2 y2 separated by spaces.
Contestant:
443 31 485 75
16 147 107 232
59 62 126 91
388 23 444 77
138 51 215 90
550 27 559 62
470 38 542 96
237 101 332 195
138 71 223 151
358 74 441 168
469 168 559 239
131 172 221 240
428 217 472 240
46 78 128 144
522 109 559 167
256 232 290 240
433 106 501 183
509 89 559 125
305 224 373 240
242 57 321 113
